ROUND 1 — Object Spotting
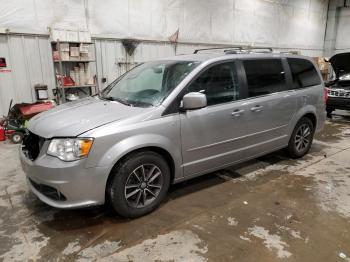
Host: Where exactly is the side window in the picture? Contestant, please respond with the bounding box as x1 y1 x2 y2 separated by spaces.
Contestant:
243 59 286 97
288 58 321 89
187 62 240 106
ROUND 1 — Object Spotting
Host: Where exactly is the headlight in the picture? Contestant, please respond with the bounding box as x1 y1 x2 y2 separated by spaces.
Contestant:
47 138 94 161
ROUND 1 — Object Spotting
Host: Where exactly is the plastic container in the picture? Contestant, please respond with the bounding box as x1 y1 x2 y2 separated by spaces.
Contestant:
0 125 5 141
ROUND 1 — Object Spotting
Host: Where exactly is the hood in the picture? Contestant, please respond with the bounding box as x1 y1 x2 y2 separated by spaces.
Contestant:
329 53 350 77
28 97 149 138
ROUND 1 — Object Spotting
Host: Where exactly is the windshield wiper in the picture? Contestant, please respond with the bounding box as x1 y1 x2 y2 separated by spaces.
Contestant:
127 100 154 108
100 96 132 106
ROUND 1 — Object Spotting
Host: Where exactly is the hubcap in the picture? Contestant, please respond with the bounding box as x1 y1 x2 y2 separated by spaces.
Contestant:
295 123 311 152
124 164 163 208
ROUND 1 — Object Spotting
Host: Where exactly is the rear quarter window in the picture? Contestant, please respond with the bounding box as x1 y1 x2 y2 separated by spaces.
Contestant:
288 58 321 89
243 59 286 98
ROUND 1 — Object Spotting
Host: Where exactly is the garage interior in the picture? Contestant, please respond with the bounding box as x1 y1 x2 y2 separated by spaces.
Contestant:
1 0 350 261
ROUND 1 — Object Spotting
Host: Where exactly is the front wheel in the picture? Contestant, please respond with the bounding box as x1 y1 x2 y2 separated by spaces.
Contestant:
108 151 170 218
287 117 315 158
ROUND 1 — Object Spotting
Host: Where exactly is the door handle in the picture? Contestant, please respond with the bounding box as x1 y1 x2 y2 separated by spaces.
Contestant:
250 105 263 112
231 109 245 117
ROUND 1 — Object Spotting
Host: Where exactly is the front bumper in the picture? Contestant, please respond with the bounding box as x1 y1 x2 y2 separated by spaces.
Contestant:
327 97 350 111
19 147 110 209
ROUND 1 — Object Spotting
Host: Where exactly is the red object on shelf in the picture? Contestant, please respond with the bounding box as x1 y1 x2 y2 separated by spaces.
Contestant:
0 126 5 141
18 102 54 117
63 76 75 86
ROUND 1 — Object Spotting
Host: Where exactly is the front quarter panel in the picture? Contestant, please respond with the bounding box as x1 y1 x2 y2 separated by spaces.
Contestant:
82 113 183 180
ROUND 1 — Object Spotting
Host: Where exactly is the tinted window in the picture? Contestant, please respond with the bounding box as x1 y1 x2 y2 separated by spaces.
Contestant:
288 58 321 89
187 62 240 106
243 59 285 97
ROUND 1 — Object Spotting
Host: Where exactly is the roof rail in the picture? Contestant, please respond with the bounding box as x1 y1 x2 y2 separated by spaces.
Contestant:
193 46 274 55
245 47 273 53
193 46 243 54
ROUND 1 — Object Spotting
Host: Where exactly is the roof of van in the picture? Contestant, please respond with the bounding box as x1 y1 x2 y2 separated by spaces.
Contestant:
161 52 313 63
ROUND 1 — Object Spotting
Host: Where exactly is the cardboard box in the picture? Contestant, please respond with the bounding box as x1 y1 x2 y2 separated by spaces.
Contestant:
66 31 79 42
60 51 69 61
80 53 90 60
70 47 80 57
51 29 67 42
79 43 89 53
60 43 69 52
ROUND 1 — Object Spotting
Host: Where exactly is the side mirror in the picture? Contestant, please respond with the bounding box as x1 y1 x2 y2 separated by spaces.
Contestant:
181 92 207 110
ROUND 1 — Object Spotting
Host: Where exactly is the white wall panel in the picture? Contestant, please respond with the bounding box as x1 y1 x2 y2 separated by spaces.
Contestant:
88 0 129 37
335 8 350 51
324 0 350 56
0 0 87 33
0 35 55 116
0 0 329 51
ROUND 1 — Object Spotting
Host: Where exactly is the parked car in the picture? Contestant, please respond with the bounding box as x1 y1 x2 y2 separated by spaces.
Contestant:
20 48 326 218
325 52 350 117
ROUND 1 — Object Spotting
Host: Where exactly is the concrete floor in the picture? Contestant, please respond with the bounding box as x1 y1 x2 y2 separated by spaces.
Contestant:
1 111 350 262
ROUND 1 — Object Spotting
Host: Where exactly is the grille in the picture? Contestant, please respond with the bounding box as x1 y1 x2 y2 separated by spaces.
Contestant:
22 132 45 161
328 89 350 98
29 178 67 201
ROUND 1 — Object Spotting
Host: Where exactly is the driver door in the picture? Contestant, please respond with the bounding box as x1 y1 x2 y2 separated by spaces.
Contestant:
180 61 250 176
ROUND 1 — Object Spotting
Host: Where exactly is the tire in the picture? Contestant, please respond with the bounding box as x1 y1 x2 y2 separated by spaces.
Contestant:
287 117 315 159
108 151 170 218
11 132 24 144
326 108 333 118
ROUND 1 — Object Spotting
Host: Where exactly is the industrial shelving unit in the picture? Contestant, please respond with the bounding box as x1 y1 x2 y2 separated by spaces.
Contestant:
51 39 97 104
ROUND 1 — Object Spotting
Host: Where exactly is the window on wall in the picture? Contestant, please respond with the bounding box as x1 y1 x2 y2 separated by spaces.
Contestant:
288 58 321 89
243 59 286 97
187 62 240 106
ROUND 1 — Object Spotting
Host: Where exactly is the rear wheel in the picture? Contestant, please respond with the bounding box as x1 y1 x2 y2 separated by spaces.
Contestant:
108 151 170 218
287 117 315 158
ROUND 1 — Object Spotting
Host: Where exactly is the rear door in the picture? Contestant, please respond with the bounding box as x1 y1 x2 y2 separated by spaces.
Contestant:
238 58 297 151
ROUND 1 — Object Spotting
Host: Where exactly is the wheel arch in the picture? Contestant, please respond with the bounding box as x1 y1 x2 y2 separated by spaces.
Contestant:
104 145 177 204
302 112 317 129
289 105 318 136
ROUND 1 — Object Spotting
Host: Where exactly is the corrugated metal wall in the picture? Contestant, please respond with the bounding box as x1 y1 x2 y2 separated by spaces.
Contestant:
0 34 55 116
93 39 215 90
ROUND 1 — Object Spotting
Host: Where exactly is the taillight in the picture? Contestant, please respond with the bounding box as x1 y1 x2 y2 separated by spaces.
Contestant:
324 87 328 103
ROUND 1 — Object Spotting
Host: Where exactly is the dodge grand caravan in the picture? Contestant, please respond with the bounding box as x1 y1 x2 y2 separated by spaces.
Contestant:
20 48 326 218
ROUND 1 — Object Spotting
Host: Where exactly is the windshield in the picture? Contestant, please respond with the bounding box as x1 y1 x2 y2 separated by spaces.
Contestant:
101 60 200 107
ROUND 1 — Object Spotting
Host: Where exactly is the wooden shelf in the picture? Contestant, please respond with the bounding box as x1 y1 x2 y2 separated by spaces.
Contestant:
51 41 93 45
57 85 96 89
51 38 97 104
54 60 95 63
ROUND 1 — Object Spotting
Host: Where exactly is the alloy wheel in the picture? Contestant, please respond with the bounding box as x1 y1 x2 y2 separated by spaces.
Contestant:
124 164 163 208
295 123 311 152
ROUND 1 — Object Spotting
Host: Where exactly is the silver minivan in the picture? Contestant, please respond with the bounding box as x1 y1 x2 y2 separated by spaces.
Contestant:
20 48 326 217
